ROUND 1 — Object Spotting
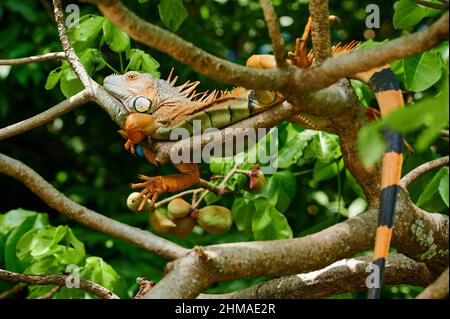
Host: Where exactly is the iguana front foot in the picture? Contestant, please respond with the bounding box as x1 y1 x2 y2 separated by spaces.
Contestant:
130 163 200 211
131 175 168 210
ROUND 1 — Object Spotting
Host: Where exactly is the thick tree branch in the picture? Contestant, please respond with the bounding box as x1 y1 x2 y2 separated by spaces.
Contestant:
287 12 449 95
416 268 449 299
309 0 332 63
82 0 290 90
400 156 449 189
199 254 434 299
259 0 286 67
0 52 66 65
0 89 92 140
143 189 448 298
53 0 92 89
83 1 448 95
0 268 119 299
0 153 189 260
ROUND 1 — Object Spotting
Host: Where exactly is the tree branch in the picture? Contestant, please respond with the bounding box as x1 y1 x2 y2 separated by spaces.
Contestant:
0 152 189 260
199 254 433 299
308 0 332 64
259 0 286 67
0 52 66 66
416 268 449 299
0 89 92 140
287 12 449 94
52 0 92 89
82 0 290 90
142 189 448 298
0 268 119 299
83 1 448 96
400 156 449 189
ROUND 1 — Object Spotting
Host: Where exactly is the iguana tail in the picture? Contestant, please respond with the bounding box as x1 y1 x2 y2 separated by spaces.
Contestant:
359 66 404 299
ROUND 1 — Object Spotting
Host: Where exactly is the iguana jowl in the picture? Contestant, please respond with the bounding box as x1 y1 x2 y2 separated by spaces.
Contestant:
104 22 405 299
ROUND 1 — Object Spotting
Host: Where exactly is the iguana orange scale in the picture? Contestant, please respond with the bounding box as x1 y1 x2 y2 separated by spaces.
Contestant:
104 19 405 299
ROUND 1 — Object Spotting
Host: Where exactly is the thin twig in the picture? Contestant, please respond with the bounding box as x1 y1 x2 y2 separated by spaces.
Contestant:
0 152 189 260
52 0 92 88
0 89 91 140
0 52 66 65
153 188 203 209
259 0 286 67
400 156 449 188
0 268 119 299
413 0 449 10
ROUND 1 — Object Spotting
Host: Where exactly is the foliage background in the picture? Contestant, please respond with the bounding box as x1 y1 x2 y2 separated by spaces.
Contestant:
0 0 448 298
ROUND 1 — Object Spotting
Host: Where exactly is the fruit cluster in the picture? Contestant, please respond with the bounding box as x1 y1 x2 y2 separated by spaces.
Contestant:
127 195 233 238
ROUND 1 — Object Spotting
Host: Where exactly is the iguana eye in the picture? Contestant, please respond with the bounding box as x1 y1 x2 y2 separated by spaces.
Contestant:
125 72 139 81
133 96 152 113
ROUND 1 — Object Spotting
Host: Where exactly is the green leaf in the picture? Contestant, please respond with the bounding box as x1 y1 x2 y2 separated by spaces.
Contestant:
393 0 440 30
263 171 297 212
80 257 121 297
0 209 39 237
252 198 273 231
102 19 130 53
313 158 344 183
416 167 449 210
17 225 85 274
4 215 39 272
231 196 255 231
126 49 161 78
60 70 84 98
402 52 442 92
70 15 105 43
357 122 385 167
45 68 63 90
303 132 341 163
438 168 449 207
158 0 188 32
252 202 293 240
275 130 316 168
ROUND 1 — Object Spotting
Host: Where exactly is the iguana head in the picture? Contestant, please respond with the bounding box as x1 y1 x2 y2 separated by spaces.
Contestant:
104 71 160 114
104 71 197 116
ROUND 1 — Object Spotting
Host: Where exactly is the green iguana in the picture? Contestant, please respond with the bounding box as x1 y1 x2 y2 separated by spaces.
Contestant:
104 19 405 299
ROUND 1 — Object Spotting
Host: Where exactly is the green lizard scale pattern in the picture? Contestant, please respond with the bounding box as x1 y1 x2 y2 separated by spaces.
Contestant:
152 93 269 140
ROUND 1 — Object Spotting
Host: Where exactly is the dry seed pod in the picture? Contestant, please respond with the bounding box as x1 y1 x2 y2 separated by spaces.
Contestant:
127 192 151 213
149 208 176 233
167 198 191 218
197 205 233 234
171 216 196 238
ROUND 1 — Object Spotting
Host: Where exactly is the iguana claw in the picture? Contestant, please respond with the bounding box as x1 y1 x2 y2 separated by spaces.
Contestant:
130 175 168 210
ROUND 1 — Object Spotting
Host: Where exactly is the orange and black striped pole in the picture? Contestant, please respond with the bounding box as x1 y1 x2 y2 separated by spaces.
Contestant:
367 67 404 299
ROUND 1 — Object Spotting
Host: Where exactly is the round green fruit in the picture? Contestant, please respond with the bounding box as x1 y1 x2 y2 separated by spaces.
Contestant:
197 205 233 234
168 198 191 218
127 192 151 213
149 208 176 233
171 216 196 238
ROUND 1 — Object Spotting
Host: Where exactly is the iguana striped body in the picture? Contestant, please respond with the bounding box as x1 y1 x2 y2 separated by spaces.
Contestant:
104 26 404 300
